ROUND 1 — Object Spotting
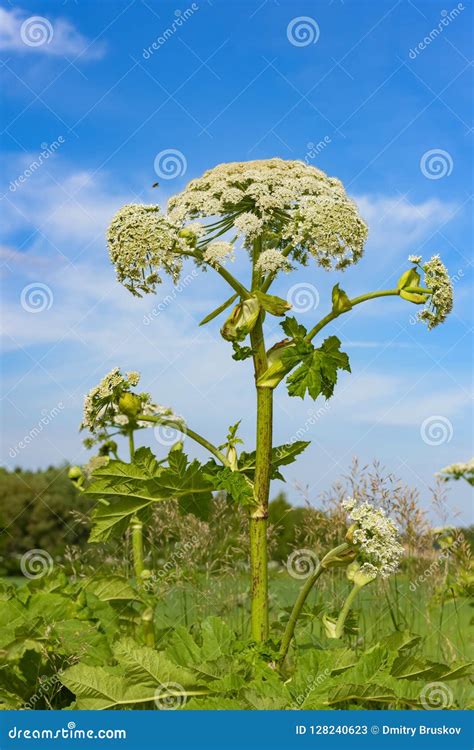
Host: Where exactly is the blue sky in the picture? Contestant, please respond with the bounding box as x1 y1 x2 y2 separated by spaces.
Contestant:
1 0 472 523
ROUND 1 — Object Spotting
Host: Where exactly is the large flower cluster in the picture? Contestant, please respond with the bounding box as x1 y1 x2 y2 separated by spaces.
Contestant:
168 159 368 271
342 497 404 579
81 368 176 434
107 204 184 296
416 255 453 329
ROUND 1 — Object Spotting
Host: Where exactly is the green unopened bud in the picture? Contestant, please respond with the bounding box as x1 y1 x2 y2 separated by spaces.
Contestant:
140 569 153 581
256 339 294 389
322 613 339 639
220 297 261 342
68 465 83 481
227 445 238 471
170 440 184 452
118 392 142 418
346 561 376 587
320 542 355 569
178 227 198 247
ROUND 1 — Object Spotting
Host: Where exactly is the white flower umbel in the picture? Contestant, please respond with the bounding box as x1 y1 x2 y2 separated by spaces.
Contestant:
203 241 235 268
255 248 292 274
417 255 453 329
107 204 183 296
168 159 367 272
342 497 404 579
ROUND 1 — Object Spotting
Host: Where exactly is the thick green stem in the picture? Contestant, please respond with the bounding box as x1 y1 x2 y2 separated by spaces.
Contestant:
278 542 351 663
335 583 363 638
249 236 272 641
137 415 230 467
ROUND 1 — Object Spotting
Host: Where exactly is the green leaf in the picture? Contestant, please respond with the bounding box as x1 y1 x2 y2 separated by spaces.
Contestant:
280 316 307 341
231 342 254 361
85 448 213 540
203 464 255 507
82 576 142 603
198 293 238 326
254 291 291 316
327 682 396 706
285 336 350 400
332 283 352 313
239 441 310 481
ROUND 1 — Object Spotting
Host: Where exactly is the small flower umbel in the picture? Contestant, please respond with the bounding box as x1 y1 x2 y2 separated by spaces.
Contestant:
323 499 404 639
81 367 176 442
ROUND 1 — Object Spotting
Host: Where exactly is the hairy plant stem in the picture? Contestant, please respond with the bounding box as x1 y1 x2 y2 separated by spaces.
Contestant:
128 428 144 582
278 542 351 663
137 415 230 467
249 237 272 641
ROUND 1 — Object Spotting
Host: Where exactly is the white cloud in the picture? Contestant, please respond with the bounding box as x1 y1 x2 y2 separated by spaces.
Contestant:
354 194 457 254
0 7 106 60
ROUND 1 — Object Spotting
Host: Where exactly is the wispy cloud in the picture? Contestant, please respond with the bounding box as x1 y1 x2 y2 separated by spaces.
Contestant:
0 7 106 60
354 194 457 255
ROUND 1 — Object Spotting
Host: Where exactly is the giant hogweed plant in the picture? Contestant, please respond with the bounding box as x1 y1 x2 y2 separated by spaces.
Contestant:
74 160 456 667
